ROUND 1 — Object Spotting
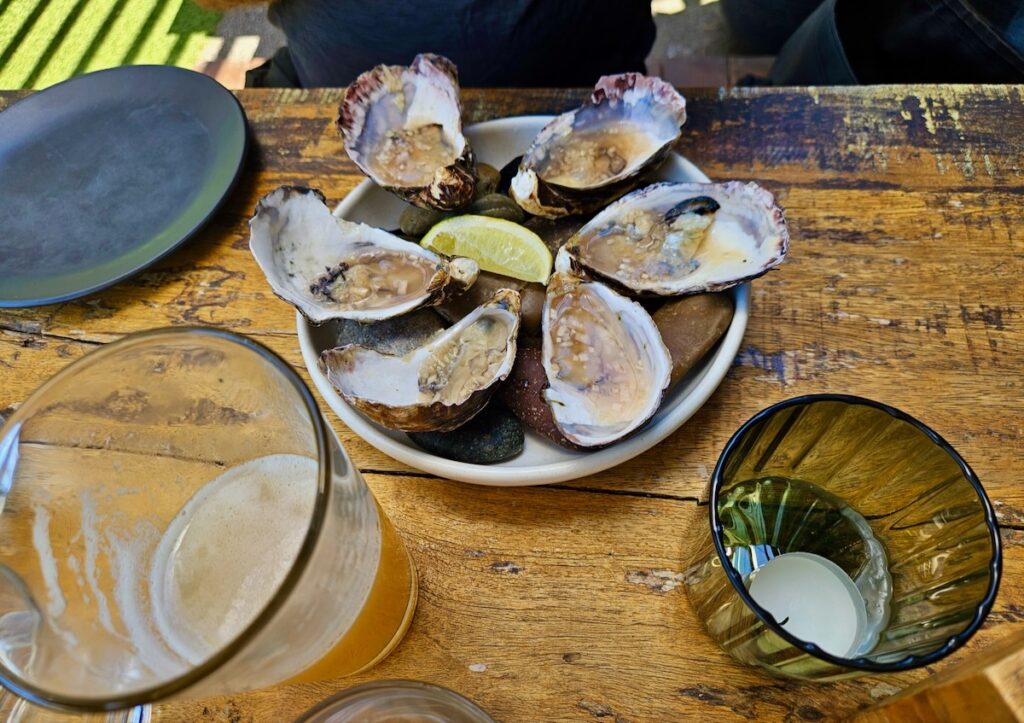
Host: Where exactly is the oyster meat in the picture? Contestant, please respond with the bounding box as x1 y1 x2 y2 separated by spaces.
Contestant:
564 181 788 295
542 273 671 447
249 186 478 323
511 74 686 218
319 289 521 432
338 54 476 210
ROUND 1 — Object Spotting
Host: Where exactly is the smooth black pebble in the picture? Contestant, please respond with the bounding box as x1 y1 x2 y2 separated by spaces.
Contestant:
408 403 524 464
497 155 523 195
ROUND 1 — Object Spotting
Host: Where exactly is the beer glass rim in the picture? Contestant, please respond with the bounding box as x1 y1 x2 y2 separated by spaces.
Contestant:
293 680 496 722
0 327 333 712
708 393 1002 672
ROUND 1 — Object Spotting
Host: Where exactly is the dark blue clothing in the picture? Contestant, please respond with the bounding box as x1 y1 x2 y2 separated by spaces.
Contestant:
767 0 1024 84
266 0 655 88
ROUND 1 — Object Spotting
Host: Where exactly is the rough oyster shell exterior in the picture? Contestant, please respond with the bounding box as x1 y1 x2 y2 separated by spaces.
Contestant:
319 289 521 432
511 74 686 218
564 181 789 296
542 273 671 447
248 186 478 323
338 54 476 210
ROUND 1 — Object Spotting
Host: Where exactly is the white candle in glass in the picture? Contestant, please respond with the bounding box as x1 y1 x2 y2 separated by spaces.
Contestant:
747 551 868 658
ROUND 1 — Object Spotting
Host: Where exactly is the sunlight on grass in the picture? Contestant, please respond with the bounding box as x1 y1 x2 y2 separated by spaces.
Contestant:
0 0 219 89
651 0 719 14
652 0 686 13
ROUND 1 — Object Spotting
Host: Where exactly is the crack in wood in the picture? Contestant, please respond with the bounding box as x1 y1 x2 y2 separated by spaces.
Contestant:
15 438 227 468
548 484 706 504
360 468 441 480
360 469 714 504
0 324 106 346
359 475 1024 531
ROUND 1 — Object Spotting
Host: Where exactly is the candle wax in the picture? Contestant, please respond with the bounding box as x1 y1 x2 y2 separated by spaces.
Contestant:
747 551 868 658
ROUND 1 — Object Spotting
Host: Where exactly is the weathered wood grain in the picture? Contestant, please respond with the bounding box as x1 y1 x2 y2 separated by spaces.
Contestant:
1 86 1023 721
855 626 1024 721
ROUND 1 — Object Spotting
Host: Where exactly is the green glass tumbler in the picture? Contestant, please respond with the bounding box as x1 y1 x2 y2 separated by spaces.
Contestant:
684 394 1001 681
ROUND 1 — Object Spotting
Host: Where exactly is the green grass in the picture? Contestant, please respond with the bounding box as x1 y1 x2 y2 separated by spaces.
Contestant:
0 0 220 89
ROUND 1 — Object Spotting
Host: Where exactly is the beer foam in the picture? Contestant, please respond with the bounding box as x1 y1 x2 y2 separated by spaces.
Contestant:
31 505 66 620
149 454 318 665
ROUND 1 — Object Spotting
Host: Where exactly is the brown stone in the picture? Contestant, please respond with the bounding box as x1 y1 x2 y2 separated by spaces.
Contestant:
653 292 734 386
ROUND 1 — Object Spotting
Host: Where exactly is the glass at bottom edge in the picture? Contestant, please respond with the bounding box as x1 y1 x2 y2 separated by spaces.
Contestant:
294 680 494 723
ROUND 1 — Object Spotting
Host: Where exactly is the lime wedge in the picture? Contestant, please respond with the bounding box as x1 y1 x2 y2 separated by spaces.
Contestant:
421 214 552 284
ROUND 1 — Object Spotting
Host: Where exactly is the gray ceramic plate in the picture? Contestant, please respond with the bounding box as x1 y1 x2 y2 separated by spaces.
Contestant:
0 65 247 307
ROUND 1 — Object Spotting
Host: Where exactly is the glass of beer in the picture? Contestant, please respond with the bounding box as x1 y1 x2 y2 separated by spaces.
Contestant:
0 328 417 713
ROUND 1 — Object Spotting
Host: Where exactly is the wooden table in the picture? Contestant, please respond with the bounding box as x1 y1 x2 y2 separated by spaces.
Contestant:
1 86 1022 721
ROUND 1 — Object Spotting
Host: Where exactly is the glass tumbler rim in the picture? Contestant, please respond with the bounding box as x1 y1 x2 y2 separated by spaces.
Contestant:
293 679 496 722
0 327 334 712
708 393 1002 673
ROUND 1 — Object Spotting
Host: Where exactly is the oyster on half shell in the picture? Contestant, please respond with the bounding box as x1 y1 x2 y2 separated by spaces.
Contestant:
564 181 788 295
338 53 476 210
249 186 478 323
511 73 686 218
319 289 521 432
542 273 671 447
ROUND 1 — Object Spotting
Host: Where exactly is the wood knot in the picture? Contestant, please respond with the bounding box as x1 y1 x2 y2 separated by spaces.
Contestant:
625 569 684 593
489 561 522 574
577 700 628 722
678 685 727 706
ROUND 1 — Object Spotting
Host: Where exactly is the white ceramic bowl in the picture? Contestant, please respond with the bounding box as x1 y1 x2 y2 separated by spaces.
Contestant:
297 116 748 486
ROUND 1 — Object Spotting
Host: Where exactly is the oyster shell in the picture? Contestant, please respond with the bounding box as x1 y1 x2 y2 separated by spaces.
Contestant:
542 273 671 447
319 289 521 432
249 186 479 323
564 181 788 295
511 74 686 218
338 54 476 210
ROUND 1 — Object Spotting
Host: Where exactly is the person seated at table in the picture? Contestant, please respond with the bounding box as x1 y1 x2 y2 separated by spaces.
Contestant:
197 0 656 88
722 0 1024 84
203 0 1023 88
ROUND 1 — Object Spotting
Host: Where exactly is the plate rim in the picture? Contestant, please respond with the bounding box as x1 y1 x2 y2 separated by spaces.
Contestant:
297 114 748 486
0 65 249 308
